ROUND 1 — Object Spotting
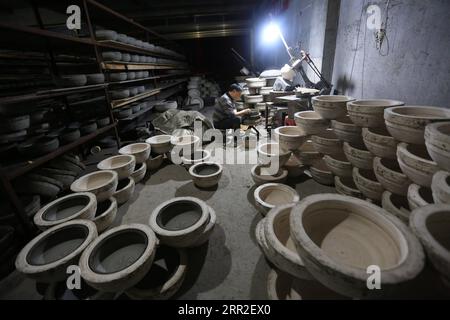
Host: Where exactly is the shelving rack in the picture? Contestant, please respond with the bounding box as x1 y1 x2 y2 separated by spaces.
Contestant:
0 0 190 236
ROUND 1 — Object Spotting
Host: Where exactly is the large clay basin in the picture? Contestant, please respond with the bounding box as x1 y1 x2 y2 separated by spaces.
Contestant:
295 140 322 165
34 192 97 230
97 155 136 180
432 171 450 205
290 194 425 298
254 183 299 216
323 153 352 178
16 220 97 283
311 129 342 156
251 164 288 185
374 157 412 196
146 154 164 171
334 176 363 199
189 162 223 188
131 162 147 183
294 111 329 135
353 168 384 202
93 198 117 233
343 142 374 170
397 143 439 187
407 184 434 210
331 117 363 145
181 150 211 168
71 170 118 202
312 95 354 120
362 127 397 160
146 135 173 155
274 126 307 151
119 143 151 164
347 99 404 128
425 122 450 171
310 158 334 186
113 177 135 205
257 143 292 168
382 191 411 223
149 197 210 248
385 106 450 145
170 135 200 158
79 224 157 292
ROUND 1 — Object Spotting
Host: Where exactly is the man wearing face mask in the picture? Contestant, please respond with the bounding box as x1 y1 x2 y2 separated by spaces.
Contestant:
273 64 297 92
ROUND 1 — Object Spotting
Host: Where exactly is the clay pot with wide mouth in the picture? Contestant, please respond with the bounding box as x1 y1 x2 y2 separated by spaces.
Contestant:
255 218 270 257
189 162 223 188
254 183 299 216
15 220 97 283
257 143 292 167
425 122 450 171
312 129 343 156
181 150 211 168
353 167 384 202
397 143 439 187
323 153 352 178
246 78 267 88
362 127 397 160
432 171 450 205
331 117 363 145
34 192 97 230
131 162 147 183
334 176 363 199
294 111 330 135
119 143 151 164
146 135 173 155
274 126 307 151
312 95 354 120
71 170 118 202
385 106 450 145
310 158 334 186
113 178 135 205
290 194 425 298
263 204 313 280
296 140 322 165
382 191 411 223
97 155 136 180
146 154 164 171
149 197 210 248
126 246 188 300
343 142 374 170
347 99 404 128
251 164 288 185
407 184 434 210
410 204 450 287
79 224 157 292
190 204 217 247
93 198 117 233
374 157 412 196
170 135 200 158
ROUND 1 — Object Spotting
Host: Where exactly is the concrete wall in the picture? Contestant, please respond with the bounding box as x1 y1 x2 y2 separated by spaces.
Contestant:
331 0 450 107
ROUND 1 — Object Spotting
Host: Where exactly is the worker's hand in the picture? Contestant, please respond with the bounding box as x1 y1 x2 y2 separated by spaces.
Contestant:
244 108 252 115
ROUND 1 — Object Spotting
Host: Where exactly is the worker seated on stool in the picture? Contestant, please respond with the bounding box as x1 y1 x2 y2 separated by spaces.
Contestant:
213 83 251 131
273 64 297 92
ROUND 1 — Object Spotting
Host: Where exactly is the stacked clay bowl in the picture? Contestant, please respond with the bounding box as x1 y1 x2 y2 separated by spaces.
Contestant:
251 164 288 186
362 127 397 160
274 126 306 151
312 95 354 120
382 191 411 223
431 171 450 205
347 99 404 128
257 143 292 168
294 111 329 136
146 135 173 155
373 157 411 196
425 122 450 172
310 158 334 186
311 129 342 156
353 167 384 202
331 117 363 146
408 184 434 210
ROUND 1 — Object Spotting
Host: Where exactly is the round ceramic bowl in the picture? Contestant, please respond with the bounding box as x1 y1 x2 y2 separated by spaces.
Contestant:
264 204 313 280
190 204 217 247
290 194 425 298
131 162 147 184
254 183 299 216
251 164 288 186
125 246 188 300
343 142 374 170
71 170 118 202
149 197 210 248
92 197 117 233
331 117 363 145
432 171 450 205
385 106 450 145
425 122 450 171
97 155 136 180
33 192 97 230
79 224 157 292
245 95 264 104
312 129 343 156
310 158 334 186
146 135 173 155
347 99 404 128
146 154 164 171
324 153 352 178
410 204 450 287
362 127 397 160
353 167 384 202
312 95 354 120
113 177 135 205
181 150 211 168
294 111 330 135
407 184 434 210
119 143 151 164
374 157 412 196
189 162 223 189
257 143 292 168
16 220 97 283
334 176 363 199
296 140 322 166
397 143 439 187
274 126 307 151
382 191 411 223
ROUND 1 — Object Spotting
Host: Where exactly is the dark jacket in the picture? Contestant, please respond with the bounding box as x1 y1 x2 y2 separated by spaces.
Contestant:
213 92 237 122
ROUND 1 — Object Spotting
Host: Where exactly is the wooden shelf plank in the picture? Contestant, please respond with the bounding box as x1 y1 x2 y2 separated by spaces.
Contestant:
111 89 161 109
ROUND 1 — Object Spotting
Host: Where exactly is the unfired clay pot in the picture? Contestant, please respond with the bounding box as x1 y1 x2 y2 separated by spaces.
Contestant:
79 224 157 292
97 155 136 180
257 143 292 168
425 122 450 171
323 153 352 178
93 197 117 233
274 126 306 151
312 129 343 156
407 184 434 210
146 154 164 171
146 135 173 155
347 99 404 128
353 167 384 202
131 162 147 183
382 191 411 223
431 171 450 205
171 135 200 158
33 192 97 230
251 164 288 185
113 178 135 205
397 143 439 187
410 204 450 286
294 111 329 135
334 176 363 199
119 143 151 164
312 95 354 120
362 127 397 160
16 220 97 283
310 158 334 186
181 150 211 168
295 140 322 166
254 183 299 216
374 157 412 196
71 170 118 202
246 78 267 88
290 194 425 298
343 142 374 170
385 106 450 145
331 117 363 145
245 95 264 104
189 162 223 188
